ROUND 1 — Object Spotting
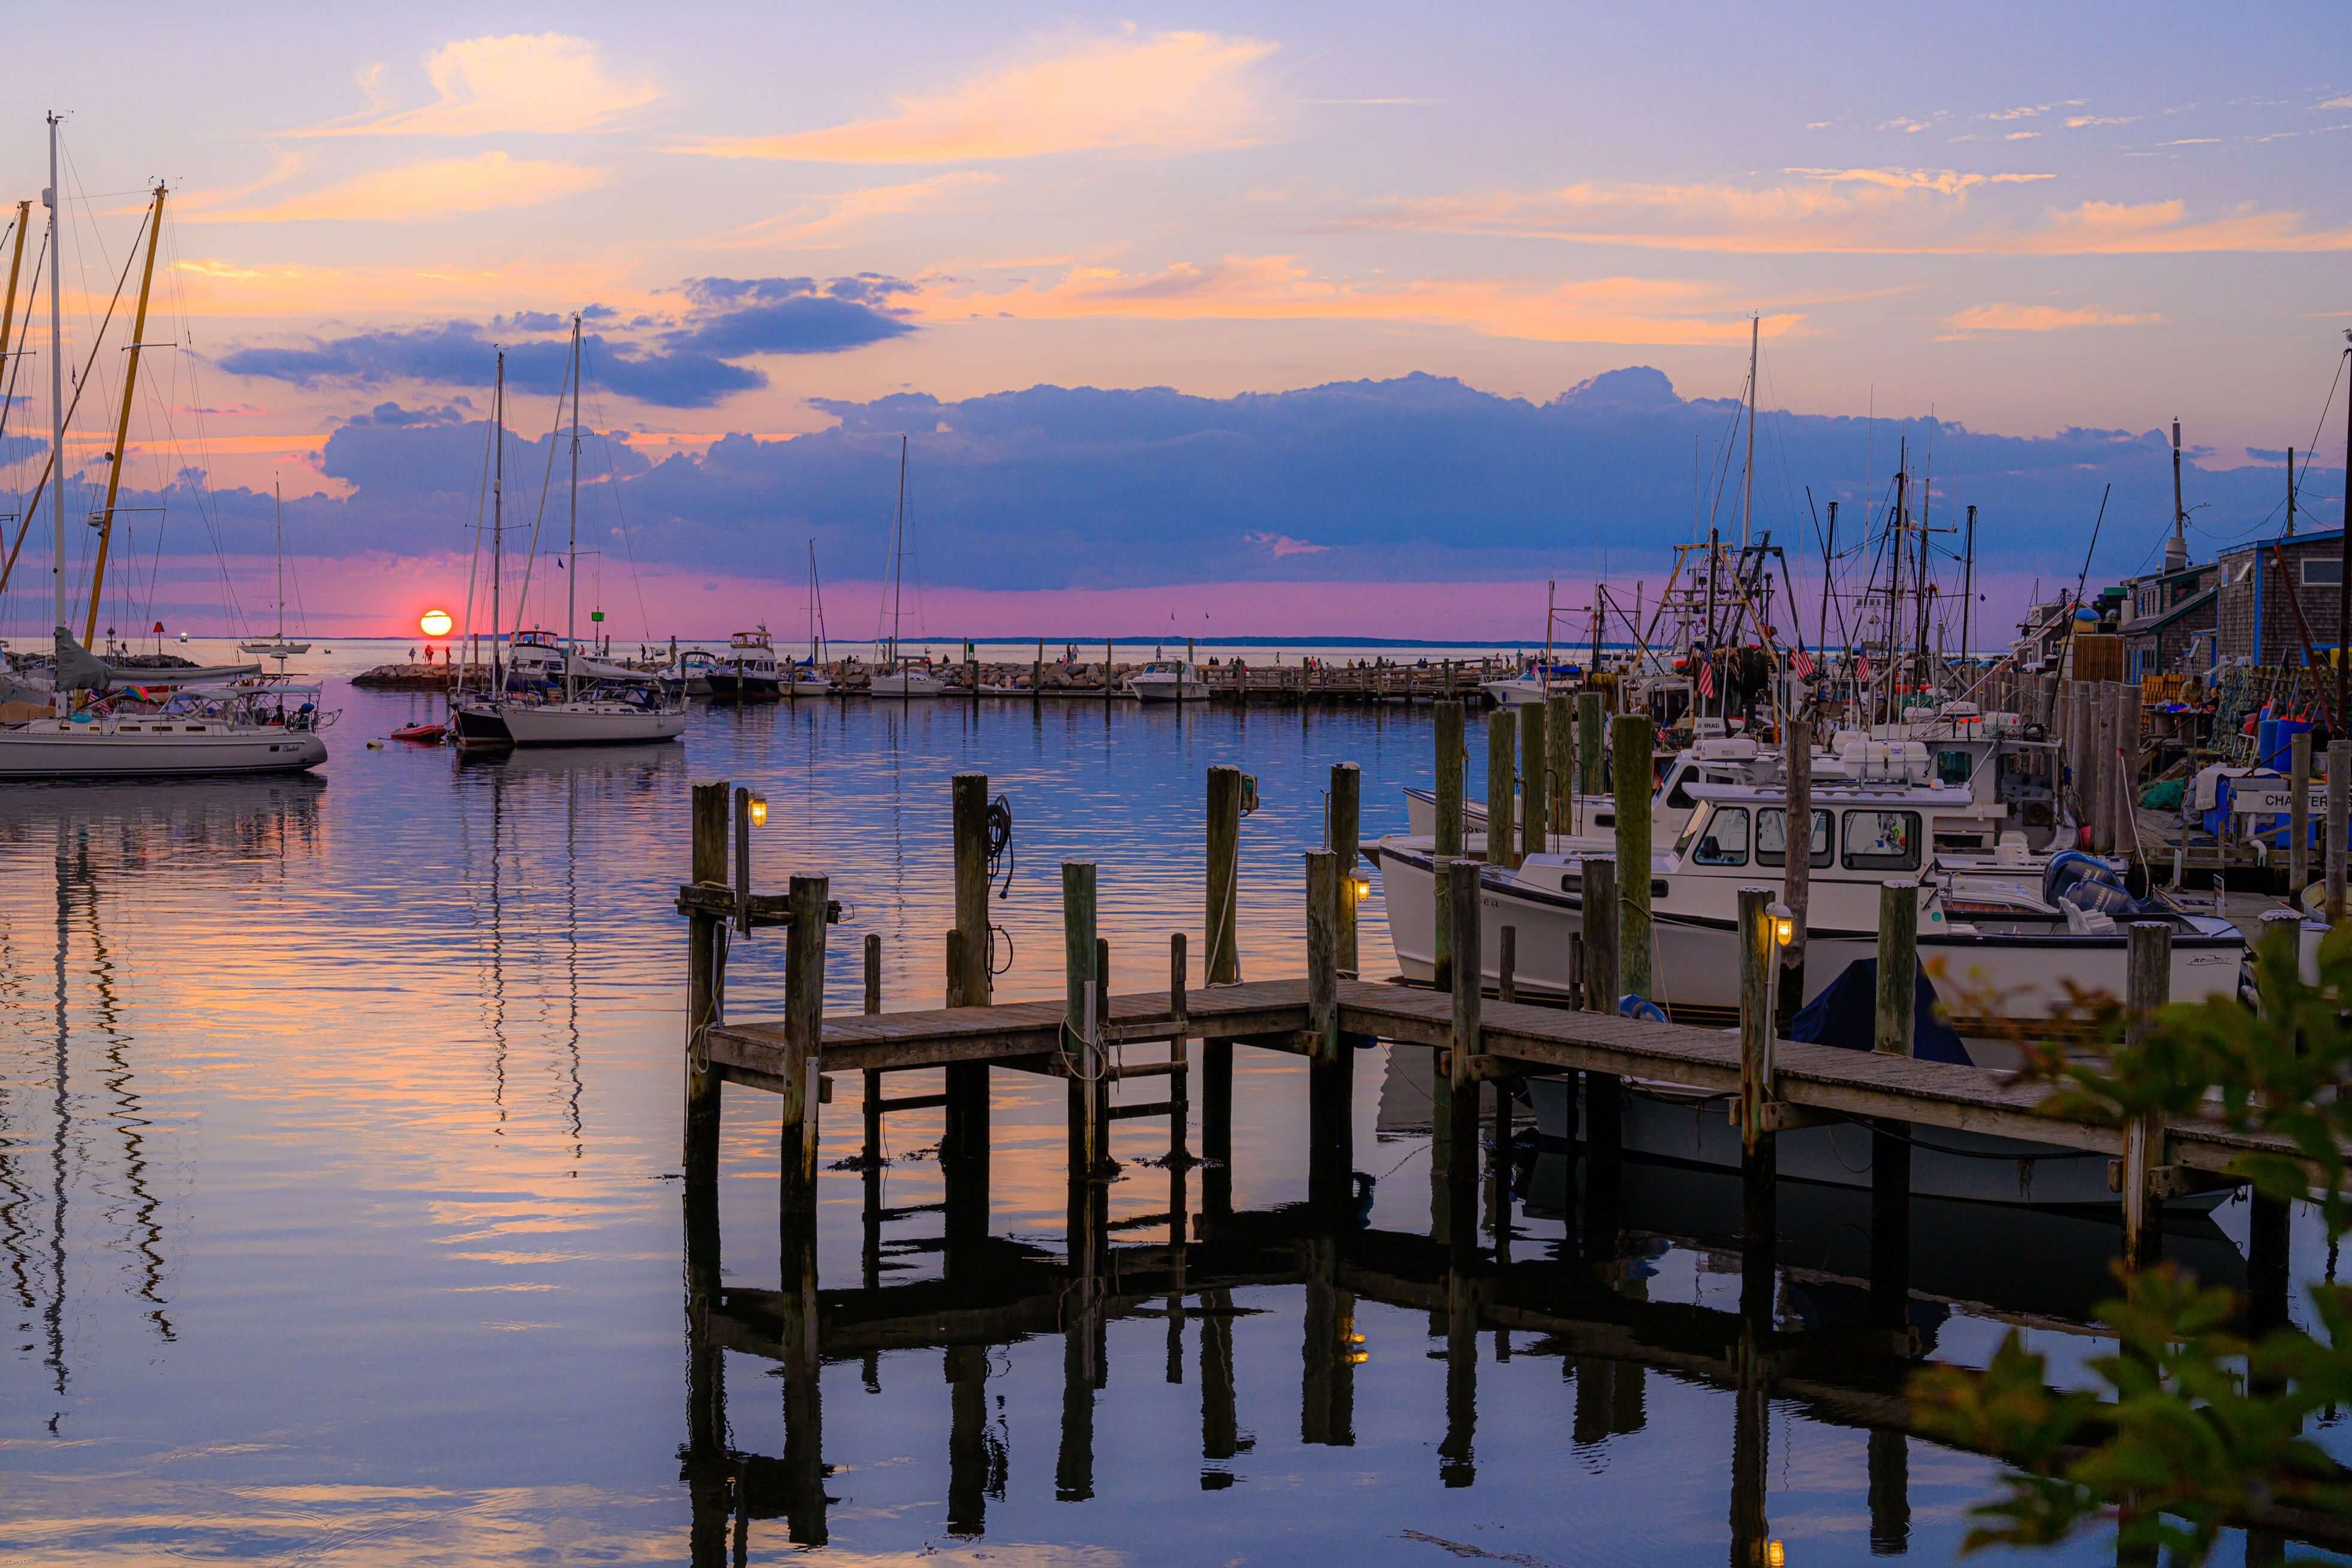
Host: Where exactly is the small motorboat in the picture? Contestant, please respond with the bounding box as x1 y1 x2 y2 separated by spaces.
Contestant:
390 722 447 743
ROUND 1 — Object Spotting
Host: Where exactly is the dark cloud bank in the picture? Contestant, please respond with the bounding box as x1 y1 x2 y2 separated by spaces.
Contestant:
78 366 2345 596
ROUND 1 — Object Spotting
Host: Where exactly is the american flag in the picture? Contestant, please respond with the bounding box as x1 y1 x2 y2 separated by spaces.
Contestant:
1790 647 1815 679
1856 655 1872 682
1696 656 1716 698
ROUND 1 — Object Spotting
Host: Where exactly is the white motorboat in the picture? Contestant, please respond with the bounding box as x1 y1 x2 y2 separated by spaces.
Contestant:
871 662 947 698
1371 777 2244 1026
1126 659 1204 702
0 125 330 781
706 628 782 703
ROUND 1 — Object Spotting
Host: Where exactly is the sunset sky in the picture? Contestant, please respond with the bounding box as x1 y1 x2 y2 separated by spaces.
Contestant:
0 4 2347 641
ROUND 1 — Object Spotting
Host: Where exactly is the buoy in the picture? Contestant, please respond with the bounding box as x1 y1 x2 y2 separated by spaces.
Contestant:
366 739 384 750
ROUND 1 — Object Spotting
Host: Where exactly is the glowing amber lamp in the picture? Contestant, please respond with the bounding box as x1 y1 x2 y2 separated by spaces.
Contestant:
747 795 769 828
419 608 454 638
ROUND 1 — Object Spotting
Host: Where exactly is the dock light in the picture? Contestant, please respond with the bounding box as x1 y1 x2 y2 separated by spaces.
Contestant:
419 608 454 638
1767 900 1794 948
747 794 769 828
1766 1543 1785 1567
1350 873 1371 901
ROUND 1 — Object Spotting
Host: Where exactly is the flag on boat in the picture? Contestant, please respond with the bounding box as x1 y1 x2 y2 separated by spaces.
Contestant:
1696 656 1716 698
1790 647 1815 679
1856 655 1872 682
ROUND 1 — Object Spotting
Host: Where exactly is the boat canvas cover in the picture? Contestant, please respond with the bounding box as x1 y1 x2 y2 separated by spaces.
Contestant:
56 627 261 691
1788 960 1972 1066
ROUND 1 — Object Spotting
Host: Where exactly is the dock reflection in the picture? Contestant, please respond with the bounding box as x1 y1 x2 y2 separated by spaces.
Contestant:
674 1085 2279 1565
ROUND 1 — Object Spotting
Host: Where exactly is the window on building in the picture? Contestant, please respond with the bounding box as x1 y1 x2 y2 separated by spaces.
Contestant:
2305 559 2344 587
1842 810 1922 872
2234 559 2256 584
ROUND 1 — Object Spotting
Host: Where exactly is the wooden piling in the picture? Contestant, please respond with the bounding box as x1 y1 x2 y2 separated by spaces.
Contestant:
1306 850 1350 1198
1737 888 1777 1323
1520 698 1548 860
2121 920 2172 1270
1203 767 1239 1199
1546 692 1574 836
1875 882 1919 1057
1330 762 1360 976
1444 859 1483 1250
947 774 992 1175
1062 862 1101 1183
1034 638 1044 705
685 781 730 1185
1778 716 1812 1032
1486 707 1517 867
2115 681 2142 859
1434 701 1466 859
2329 740 2350 921
1582 854 1622 1154
779 874 829 1220
862 933 883 1161
1576 690 1604 800
1612 712 1655 999
2292 729 2314 895
1498 925 1517 1006
2088 687 2116 854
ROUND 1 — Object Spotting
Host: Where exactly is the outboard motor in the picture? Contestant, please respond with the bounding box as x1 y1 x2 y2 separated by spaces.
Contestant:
2044 848 2166 919
2041 849 2112 909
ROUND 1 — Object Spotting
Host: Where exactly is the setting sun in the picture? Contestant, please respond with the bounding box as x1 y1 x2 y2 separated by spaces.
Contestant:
419 608 454 638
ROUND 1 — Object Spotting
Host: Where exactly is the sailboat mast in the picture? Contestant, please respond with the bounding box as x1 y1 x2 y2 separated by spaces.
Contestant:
274 478 284 635
1742 315 1757 549
85 180 165 646
46 113 65 710
890 434 908 667
566 314 581 694
492 350 504 692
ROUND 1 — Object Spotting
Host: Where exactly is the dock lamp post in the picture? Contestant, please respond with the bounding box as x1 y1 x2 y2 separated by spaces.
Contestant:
1766 900 1796 1040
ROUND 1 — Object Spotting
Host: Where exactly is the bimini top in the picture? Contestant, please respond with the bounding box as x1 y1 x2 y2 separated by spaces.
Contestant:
1681 780 1974 809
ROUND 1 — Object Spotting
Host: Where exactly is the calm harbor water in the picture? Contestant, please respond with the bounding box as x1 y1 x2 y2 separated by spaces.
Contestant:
0 646 2341 1564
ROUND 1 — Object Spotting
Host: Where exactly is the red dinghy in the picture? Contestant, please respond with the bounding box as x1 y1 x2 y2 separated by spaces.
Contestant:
390 722 447 743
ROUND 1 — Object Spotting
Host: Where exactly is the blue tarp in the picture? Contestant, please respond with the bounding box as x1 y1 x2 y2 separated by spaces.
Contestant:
1788 960 1972 1066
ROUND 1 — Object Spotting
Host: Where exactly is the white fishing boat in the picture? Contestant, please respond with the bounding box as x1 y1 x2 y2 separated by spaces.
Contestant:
0 122 329 780
1372 777 2244 1027
238 481 311 657
1126 659 1204 703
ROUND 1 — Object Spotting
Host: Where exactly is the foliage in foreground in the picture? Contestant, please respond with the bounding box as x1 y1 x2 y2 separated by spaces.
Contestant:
1908 923 2352 1563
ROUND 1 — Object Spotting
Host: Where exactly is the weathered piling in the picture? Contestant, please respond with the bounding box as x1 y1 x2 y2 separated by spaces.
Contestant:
1486 708 1516 867
1444 858 1484 1251
1546 691 1574 837
2329 740 2350 920
1778 716 1812 1032
2089 687 2117 854
685 781 729 1184
2121 920 2172 1270
1576 690 1604 800
1034 638 1044 705
1872 881 1916 1326
1582 854 1623 1156
947 774 992 1179
780 874 829 1220
1062 862 1101 1183
1203 767 1240 1197
862 933 883 1158
2115 681 2142 858
1736 887 1777 1322
1520 698 1548 860
1434 701 1466 858
2292 729 2314 894
1330 762 1360 976
1612 713 1655 999
1305 849 1349 1201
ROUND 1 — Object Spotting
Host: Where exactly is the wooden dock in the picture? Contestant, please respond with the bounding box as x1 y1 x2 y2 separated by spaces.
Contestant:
675 747 2346 1557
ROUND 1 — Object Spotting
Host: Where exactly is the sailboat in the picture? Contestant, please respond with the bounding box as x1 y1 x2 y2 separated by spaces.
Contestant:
871 436 945 698
457 317 684 749
788 541 833 696
0 119 327 779
238 480 310 657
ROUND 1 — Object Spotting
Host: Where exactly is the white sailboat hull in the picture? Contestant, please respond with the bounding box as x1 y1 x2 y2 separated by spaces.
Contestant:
0 720 326 778
1371 841 2244 1023
493 704 685 747
871 671 946 697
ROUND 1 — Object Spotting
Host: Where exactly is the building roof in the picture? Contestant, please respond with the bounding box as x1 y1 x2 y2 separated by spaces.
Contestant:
2219 526 2347 561
2122 586 2216 640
